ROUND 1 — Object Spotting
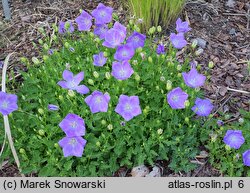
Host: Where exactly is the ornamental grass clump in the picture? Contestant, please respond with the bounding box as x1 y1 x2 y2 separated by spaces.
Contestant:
0 3 221 176
127 0 185 32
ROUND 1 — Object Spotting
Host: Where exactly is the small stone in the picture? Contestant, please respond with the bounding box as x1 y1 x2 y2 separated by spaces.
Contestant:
145 166 161 177
131 165 149 177
225 0 236 8
193 38 207 49
229 28 236 35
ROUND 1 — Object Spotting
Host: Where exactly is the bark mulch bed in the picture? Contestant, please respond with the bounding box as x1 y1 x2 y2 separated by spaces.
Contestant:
0 0 249 177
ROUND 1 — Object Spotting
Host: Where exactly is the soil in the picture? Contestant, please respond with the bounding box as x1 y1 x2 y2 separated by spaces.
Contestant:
0 0 249 177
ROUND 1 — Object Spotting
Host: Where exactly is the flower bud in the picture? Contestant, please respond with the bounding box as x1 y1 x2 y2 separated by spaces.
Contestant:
38 129 45 136
148 56 153 63
195 87 200 92
208 61 214 69
157 128 163 135
54 143 59 148
129 19 133 25
184 100 190 107
88 79 94 85
160 76 165 82
48 104 59 111
238 118 244 124
135 73 140 81
52 34 57 41
38 108 44 115
217 120 224 126
93 71 99 78
38 27 45 34
38 39 43 45
103 51 108 57
101 120 107 125
94 37 101 43
137 18 143 24
149 26 156 34
105 72 111 80
64 42 70 48
157 26 162 32
166 80 172 90
32 57 40 65
136 47 143 53
19 148 26 154
20 57 28 63
58 95 64 101
225 145 231 151
210 133 217 142
120 121 126 127
140 52 145 60
185 117 189 123
43 43 49 50
64 21 70 29
65 63 71 70
177 73 182 78
156 86 160 90
132 60 138 65
43 55 49 61
134 25 140 32
143 108 148 115
107 124 113 131
177 64 182 71
191 39 198 48
96 141 101 147
69 47 75 52
68 90 75 97
225 114 230 120
89 32 94 38
195 48 204 56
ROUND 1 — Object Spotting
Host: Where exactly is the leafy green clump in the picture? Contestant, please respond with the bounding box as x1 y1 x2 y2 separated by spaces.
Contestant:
0 17 209 177
207 110 250 176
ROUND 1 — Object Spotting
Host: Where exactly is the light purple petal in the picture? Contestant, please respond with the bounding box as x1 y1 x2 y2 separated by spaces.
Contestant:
63 70 74 81
85 95 92 106
76 85 89 95
243 150 250 166
73 72 84 85
57 81 69 89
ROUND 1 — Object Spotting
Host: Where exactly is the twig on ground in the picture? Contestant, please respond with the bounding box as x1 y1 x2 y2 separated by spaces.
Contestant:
36 6 61 11
212 93 234 117
227 87 250 95
224 117 238 124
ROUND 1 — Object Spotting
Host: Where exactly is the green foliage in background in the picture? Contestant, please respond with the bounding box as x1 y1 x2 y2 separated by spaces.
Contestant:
127 0 185 32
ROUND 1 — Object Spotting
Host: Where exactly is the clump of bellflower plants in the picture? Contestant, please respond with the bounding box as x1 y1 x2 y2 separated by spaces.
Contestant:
0 3 230 176
207 110 250 176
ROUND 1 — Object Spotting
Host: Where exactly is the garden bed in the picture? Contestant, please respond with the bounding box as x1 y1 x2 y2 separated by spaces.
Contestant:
0 0 249 177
